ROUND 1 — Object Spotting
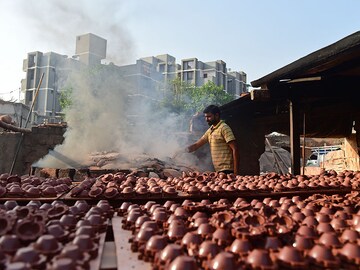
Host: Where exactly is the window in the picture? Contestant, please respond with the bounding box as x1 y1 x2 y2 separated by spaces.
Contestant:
186 71 194 81
203 73 207 78
183 60 194 70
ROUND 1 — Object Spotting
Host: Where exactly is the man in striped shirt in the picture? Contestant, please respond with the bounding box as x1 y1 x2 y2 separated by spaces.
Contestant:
187 105 239 175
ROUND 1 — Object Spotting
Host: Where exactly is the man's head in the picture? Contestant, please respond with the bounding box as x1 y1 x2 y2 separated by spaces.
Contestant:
203 105 221 126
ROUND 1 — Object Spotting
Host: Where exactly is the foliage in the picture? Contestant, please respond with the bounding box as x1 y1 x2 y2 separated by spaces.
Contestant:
161 79 235 115
59 86 73 111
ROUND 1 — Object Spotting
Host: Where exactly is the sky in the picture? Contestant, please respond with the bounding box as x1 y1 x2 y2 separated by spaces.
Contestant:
0 0 359 101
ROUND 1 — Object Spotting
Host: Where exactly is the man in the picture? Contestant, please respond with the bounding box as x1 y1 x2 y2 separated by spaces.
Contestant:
187 105 239 175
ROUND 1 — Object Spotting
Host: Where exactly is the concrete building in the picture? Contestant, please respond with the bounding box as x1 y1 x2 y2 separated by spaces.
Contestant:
21 33 106 125
0 100 30 129
21 33 247 124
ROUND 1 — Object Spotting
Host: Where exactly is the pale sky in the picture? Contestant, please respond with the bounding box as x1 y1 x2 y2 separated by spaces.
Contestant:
0 0 359 101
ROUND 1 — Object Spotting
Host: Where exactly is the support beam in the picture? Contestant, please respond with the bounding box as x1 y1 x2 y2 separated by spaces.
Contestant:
289 100 301 175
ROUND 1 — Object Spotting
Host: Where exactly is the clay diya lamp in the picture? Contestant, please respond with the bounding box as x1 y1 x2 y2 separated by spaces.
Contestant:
0 234 22 255
206 251 238 270
143 235 168 262
86 214 107 233
0 214 15 235
12 247 47 269
293 235 315 252
118 202 132 216
49 257 79 270
338 242 360 267
47 224 69 243
197 223 215 240
55 244 90 268
154 243 183 269
318 232 342 248
210 211 234 229
212 228 233 247
72 235 98 259
197 240 221 265
308 244 340 269
167 255 198 270
60 214 78 231
316 222 335 234
103 187 119 199
245 249 276 270
15 219 44 242
33 234 63 259
48 204 69 219
134 215 152 233
25 186 41 198
181 232 202 254
277 246 308 269
88 187 103 198
123 210 142 230
167 220 187 242
152 209 169 226
227 238 252 258
341 229 359 243
131 227 154 252
74 225 100 243
264 236 282 251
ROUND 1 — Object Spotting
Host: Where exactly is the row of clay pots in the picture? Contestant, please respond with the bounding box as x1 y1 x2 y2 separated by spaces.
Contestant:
0 174 72 198
119 192 360 270
69 170 360 200
0 200 112 269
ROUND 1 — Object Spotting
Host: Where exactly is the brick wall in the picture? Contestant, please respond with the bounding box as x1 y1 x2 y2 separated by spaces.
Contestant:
0 125 66 175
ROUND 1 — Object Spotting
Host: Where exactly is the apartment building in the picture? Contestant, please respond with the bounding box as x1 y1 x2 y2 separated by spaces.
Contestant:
21 33 247 124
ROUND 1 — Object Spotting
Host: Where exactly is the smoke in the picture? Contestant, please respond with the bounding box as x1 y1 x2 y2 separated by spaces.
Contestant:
18 0 213 171
34 61 210 170
16 0 135 65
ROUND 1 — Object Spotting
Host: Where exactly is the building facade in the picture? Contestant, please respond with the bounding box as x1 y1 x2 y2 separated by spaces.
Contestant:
21 33 247 124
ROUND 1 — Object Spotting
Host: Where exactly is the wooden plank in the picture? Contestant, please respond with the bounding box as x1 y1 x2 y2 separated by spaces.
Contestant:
90 230 107 270
100 242 117 270
112 216 152 270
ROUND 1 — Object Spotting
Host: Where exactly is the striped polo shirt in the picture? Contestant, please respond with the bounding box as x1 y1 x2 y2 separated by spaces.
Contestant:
199 120 236 172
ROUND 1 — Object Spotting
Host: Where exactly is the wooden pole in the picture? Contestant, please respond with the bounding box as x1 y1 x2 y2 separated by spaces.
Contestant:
289 100 301 175
9 73 44 174
302 112 306 175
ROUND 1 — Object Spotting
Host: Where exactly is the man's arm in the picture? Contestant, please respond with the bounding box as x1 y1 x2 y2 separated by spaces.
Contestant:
228 140 239 175
187 138 207 153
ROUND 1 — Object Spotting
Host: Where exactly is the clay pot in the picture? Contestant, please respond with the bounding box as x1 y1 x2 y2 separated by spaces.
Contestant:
144 235 168 262
72 235 98 259
47 224 69 243
341 229 359 243
198 240 221 261
13 247 47 269
56 244 90 267
212 228 232 247
0 214 15 235
308 244 340 268
338 242 360 265
168 255 198 270
181 232 202 251
0 235 22 255
33 234 62 257
15 219 44 241
227 238 252 255
208 251 237 270
155 244 183 268
246 249 275 269
293 235 314 251
277 246 308 269
318 232 342 248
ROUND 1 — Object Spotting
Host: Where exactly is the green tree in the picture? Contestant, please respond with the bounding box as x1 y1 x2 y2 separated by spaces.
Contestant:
59 86 73 111
161 79 235 115
186 81 234 114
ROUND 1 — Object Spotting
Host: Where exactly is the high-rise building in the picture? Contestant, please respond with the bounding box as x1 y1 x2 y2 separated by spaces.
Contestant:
21 33 247 124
